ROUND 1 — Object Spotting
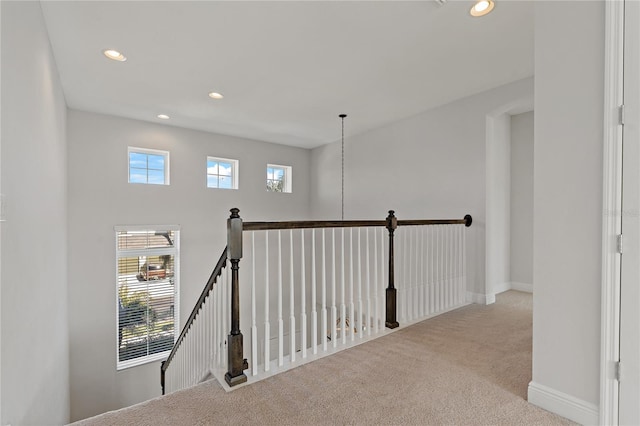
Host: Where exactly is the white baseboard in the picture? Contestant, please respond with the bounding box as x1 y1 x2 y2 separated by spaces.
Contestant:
466 291 495 305
469 282 533 306
493 282 512 294
493 282 534 295
510 281 533 293
528 381 599 425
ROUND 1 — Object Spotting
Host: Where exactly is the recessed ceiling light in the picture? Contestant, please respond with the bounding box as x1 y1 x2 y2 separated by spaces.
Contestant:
157 114 170 120
208 92 224 100
103 49 127 62
470 0 494 17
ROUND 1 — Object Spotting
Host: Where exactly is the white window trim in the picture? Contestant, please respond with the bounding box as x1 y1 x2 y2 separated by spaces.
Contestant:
206 156 239 190
128 147 171 185
267 163 292 193
115 225 180 370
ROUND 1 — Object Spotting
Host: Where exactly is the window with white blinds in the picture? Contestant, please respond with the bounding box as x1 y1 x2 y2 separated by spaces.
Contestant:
115 226 180 370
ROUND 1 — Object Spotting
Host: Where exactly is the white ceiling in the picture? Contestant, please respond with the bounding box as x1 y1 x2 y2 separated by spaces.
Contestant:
41 1 534 149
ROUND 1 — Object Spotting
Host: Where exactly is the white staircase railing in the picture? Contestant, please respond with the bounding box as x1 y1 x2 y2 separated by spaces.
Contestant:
161 248 229 394
161 209 472 394
395 224 467 324
240 226 389 377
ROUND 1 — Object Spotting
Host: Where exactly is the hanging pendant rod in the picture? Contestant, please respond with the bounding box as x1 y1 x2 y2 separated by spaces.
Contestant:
340 114 347 221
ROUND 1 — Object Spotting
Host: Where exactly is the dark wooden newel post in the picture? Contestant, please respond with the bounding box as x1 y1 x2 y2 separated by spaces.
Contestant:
225 208 248 386
385 210 399 329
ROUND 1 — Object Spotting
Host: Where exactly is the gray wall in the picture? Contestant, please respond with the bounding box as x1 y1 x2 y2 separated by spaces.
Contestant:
67 110 311 421
486 112 512 298
0 1 70 424
532 0 603 407
310 77 533 299
510 111 534 287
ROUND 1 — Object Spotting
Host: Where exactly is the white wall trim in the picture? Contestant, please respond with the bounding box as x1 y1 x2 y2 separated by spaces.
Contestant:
600 1 624 425
492 281 511 294
510 281 533 293
466 291 495 305
528 381 599 425
492 282 533 296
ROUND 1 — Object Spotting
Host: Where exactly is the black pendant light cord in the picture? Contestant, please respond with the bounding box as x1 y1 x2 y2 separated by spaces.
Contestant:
339 114 347 220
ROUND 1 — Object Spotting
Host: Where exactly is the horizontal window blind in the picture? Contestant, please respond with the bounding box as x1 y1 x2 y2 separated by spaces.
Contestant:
115 227 180 370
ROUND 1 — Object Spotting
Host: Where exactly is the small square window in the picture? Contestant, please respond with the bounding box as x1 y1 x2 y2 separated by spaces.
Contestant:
207 157 239 190
128 147 170 185
267 164 292 193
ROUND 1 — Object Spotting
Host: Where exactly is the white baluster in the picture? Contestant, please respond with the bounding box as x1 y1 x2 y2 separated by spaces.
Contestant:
442 226 447 309
449 225 453 308
225 264 231 370
407 226 412 321
289 230 296 363
357 228 363 339
218 270 223 367
431 226 436 313
311 230 318 354
455 226 459 305
278 230 284 367
366 228 372 337
186 332 191 386
420 226 425 318
198 311 202 381
437 225 444 312
451 226 456 306
379 227 385 329
198 311 202 380
340 228 346 345
207 293 213 370
460 225 464 304
443 226 448 309
194 327 198 384
412 227 417 320
437 226 442 312
462 224 467 304
203 298 208 373
372 227 379 334
331 229 337 348
215 275 221 366
413 227 418 319
416 227 420 318
433 226 438 312
349 228 355 342
398 227 403 322
321 229 328 352
201 303 205 380
397 227 403 322
405 227 409 321
427 226 432 315
300 229 307 359
251 232 258 376
198 320 201 383
264 231 270 372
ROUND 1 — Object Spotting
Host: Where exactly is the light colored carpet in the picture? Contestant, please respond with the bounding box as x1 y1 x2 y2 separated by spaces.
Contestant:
72 291 574 425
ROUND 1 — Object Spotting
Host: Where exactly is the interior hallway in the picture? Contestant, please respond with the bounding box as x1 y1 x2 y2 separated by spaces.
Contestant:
73 291 573 425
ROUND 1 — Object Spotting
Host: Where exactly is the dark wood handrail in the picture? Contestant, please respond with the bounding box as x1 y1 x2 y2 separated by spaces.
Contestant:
398 215 473 227
243 215 472 231
243 220 386 231
161 247 228 392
